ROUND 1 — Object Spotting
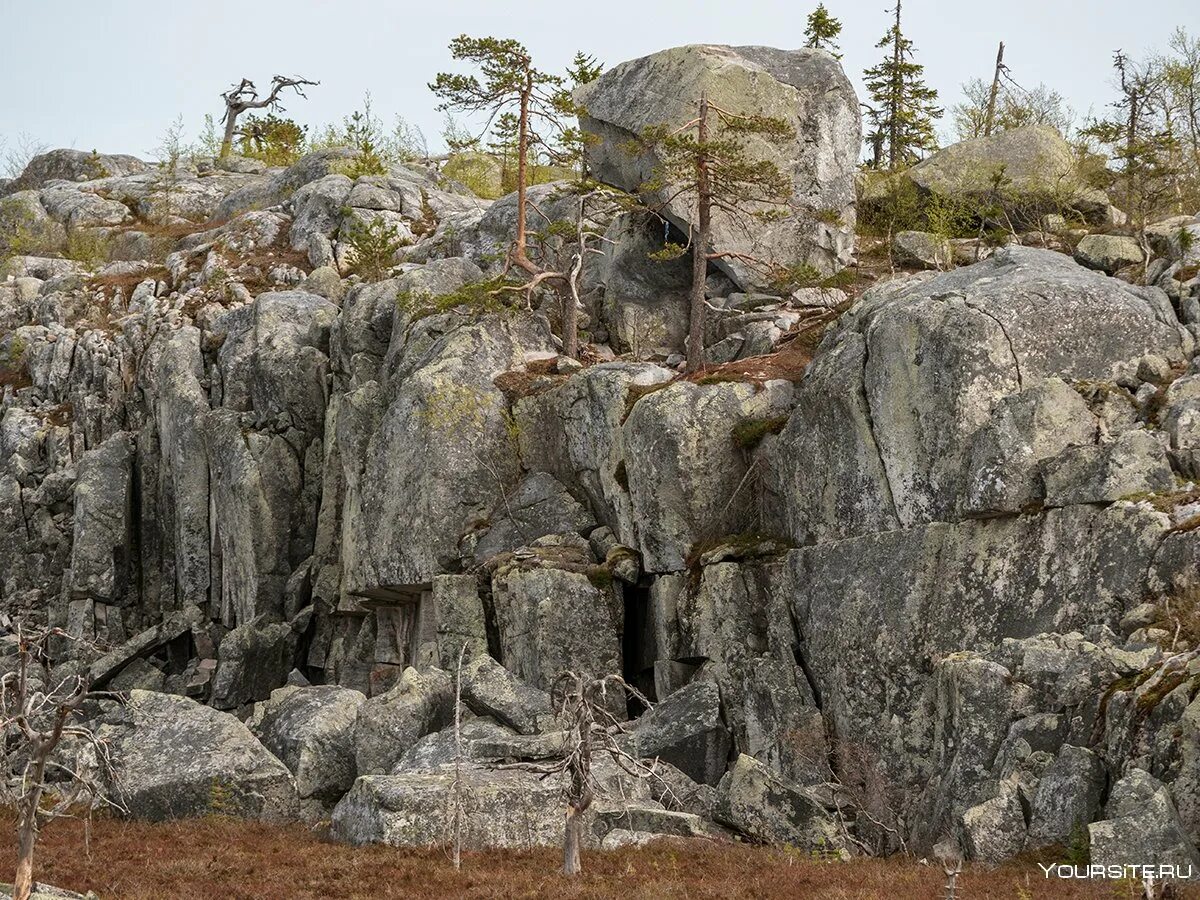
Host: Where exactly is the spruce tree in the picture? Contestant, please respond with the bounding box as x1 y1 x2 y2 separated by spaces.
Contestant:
804 4 843 59
863 0 942 168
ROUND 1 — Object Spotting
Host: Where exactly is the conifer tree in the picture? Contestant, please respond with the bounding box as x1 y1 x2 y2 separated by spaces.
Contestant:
640 98 794 370
804 4 843 59
863 0 942 168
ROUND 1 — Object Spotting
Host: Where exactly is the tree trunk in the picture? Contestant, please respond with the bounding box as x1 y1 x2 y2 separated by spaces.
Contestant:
686 93 711 373
452 644 465 871
513 71 535 274
889 0 902 169
13 756 45 900
219 109 239 159
562 805 585 876
563 193 587 360
984 41 1004 137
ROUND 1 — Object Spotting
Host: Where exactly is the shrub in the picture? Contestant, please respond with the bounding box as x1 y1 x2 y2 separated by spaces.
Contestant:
63 228 111 270
344 214 407 282
0 197 63 258
731 415 789 449
238 113 307 167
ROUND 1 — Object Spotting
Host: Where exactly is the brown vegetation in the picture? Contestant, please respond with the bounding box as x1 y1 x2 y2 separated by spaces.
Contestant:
0 814 1172 900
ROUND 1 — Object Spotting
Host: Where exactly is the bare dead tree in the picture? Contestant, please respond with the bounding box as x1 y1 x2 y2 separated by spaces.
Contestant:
219 75 318 158
451 643 467 871
0 624 124 900
499 671 667 876
983 41 1006 137
933 835 963 900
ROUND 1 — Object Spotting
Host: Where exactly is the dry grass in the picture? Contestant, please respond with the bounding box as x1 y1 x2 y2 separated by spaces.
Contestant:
0 815 1180 900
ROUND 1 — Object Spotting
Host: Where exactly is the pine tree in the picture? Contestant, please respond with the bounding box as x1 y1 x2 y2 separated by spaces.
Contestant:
431 36 569 275
804 4 843 59
640 98 795 370
863 0 942 169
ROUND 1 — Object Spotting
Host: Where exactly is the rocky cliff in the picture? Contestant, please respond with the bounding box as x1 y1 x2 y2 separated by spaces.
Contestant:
1 45 1199 869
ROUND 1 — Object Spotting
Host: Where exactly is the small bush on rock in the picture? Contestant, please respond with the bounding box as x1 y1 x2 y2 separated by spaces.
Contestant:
344 215 407 281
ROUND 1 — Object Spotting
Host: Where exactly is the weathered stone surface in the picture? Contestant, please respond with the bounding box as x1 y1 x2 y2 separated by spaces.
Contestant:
345 312 554 590
773 247 1183 541
713 754 841 849
101 690 297 821
515 361 673 539
354 667 454 776
595 211 693 354
623 379 794 572
69 431 134 603
429 574 488 669
211 617 299 710
892 230 951 270
491 564 621 698
622 681 731 786
667 560 822 784
963 378 1096 516
864 126 1111 225
4 148 148 194
1074 234 1143 274
331 765 563 848
1089 770 1200 872
1025 745 1106 850
1043 430 1174 507
332 758 654 849
251 685 366 801
578 45 860 288
461 653 553 735
961 782 1027 863
472 472 595 563
787 502 1167 841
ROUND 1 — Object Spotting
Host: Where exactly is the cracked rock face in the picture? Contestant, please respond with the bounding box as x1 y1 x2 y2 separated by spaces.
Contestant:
3 68 1200 868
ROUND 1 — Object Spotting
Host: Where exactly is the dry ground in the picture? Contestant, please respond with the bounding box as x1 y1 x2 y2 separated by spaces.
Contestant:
0 816 1195 899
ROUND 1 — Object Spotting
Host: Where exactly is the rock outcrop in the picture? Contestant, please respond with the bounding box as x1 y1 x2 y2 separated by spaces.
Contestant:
578 44 860 288
2 41 1200 868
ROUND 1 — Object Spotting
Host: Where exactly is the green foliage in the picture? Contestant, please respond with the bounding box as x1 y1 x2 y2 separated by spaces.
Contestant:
344 214 408 281
1080 51 1182 231
238 113 307 166
731 415 789 449
951 78 1074 142
863 3 942 169
1179 225 1197 255
431 37 599 187
639 111 795 222
150 115 192 223
63 228 110 270
444 152 503 199
197 113 222 158
0 197 62 259
803 4 843 59
397 275 521 320
85 149 110 179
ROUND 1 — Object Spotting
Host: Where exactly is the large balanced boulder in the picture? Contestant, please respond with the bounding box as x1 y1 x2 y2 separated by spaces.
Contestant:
100 690 297 821
578 45 860 288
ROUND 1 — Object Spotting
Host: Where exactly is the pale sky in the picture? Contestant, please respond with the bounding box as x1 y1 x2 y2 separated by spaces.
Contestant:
1 0 1194 163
